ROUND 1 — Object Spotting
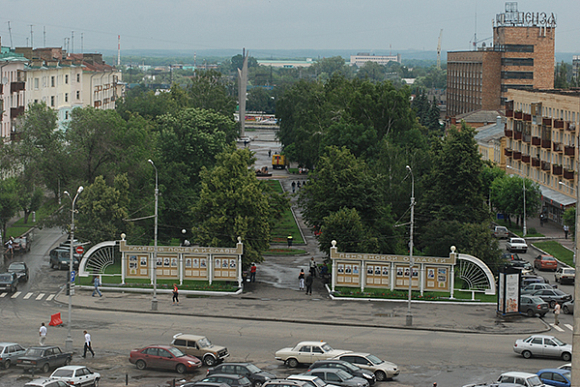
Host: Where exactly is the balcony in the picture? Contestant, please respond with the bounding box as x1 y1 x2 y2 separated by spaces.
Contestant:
521 154 531 163
504 148 513 157
10 106 24 119
553 142 563 153
504 129 513 138
515 111 523 119
523 134 531 143
514 131 523 140
565 145 575 156
553 165 563 175
532 157 541 167
532 136 541 146
506 110 514 118
564 169 575 180
10 81 25 93
541 139 552 149
543 117 552 126
554 119 565 129
513 150 522 160
541 161 551 171
569 122 577 132
524 113 532 122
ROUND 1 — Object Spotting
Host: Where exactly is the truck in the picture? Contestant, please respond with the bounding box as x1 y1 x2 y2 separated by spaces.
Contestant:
272 154 287 170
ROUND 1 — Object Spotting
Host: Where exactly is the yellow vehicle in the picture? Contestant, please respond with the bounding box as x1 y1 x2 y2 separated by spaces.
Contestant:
272 154 287 169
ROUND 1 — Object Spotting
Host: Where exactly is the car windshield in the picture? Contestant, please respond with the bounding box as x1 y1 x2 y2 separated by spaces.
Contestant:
52 369 74 377
310 377 327 387
25 348 44 356
321 344 333 352
341 362 358 372
8 263 25 271
198 337 211 347
246 364 261 373
168 347 185 357
240 377 251 384
529 297 544 304
554 289 567 296
0 274 12 281
561 371 571 379
335 370 352 379
552 337 567 346
543 256 555 261
366 354 384 365
527 376 543 387
564 269 575 274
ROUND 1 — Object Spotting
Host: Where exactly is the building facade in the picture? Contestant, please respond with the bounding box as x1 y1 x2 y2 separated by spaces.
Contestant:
70 53 121 111
350 53 401 67
447 3 556 118
0 51 27 140
504 89 580 224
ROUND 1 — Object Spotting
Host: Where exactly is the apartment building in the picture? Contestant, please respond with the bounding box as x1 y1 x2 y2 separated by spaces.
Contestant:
350 53 401 67
447 3 556 118
0 48 28 139
504 89 580 224
69 53 121 110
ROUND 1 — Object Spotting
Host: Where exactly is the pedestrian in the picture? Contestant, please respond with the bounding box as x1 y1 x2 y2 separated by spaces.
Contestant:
564 225 569 239
291 181 296 193
39 322 47 346
433 383 437 387
172 283 179 305
83 330 95 358
298 269 305 290
554 302 561 326
92 275 102 297
297 181 301 189
250 263 257 283
287 235 293 248
309 257 317 278
540 213 545 226
268 149 271 157
5 236 14 259
305 273 313 295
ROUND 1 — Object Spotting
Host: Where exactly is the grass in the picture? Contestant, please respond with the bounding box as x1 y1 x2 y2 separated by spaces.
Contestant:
5 201 58 238
495 219 543 237
264 180 304 244
532 240 574 266
333 286 496 302
266 248 307 255
77 274 238 292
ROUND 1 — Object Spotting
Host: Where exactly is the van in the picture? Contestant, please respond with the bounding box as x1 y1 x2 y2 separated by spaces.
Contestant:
493 226 509 239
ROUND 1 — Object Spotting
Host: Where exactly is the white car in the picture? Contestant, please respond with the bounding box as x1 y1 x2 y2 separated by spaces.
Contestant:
50 365 101 387
507 238 528 253
275 341 350 367
555 267 575 284
333 352 399 381
287 374 341 387
497 371 545 387
513 335 572 361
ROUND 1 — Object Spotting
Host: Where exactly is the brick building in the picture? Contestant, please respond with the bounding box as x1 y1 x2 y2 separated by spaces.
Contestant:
447 3 556 118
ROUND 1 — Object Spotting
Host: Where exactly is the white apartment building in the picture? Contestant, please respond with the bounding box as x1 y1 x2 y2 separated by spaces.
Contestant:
350 53 401 67
70 53 122 111
0 52 28 139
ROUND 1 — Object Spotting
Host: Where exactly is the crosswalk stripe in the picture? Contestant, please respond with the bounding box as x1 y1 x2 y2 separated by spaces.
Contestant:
11 291 21 299
0 293 6 298
565 323 574 331
23 292 33 299
36 293 45 300
552 324 565 332
46 294 55 301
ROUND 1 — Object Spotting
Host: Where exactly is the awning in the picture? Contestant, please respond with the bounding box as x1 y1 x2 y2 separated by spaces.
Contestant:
539 185 576 208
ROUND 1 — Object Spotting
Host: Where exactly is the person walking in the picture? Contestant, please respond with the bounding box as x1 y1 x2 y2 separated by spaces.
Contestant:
305 273 313 295
5 237 14 259
309 257 317 278
250 263 257 283
564 225 569 239
298 269 305 290
92 275 102 297
39 322 47 346
291 181 296 193
554 302 561 326
83 330 95 358
172 283 179 305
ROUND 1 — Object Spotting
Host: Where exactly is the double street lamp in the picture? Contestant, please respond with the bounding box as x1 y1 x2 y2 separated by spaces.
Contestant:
405 165 415 326
148 159 159 311
63 186 83 352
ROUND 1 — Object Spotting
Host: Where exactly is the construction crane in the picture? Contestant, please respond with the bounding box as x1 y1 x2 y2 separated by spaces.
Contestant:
436 29 443 70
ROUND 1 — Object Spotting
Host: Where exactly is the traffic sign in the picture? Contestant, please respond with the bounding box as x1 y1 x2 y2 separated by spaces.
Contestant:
75 245 84 254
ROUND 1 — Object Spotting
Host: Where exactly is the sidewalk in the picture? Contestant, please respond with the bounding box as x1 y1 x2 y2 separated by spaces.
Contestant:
526 215 575 252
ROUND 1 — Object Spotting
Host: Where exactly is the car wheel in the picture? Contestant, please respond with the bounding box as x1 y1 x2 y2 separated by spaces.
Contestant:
204 355 216 367
94 379 99 387
550 301 556 308
176 364 186 374
64 357 71 366
555 277 559 283
526 309 535 317
375 371 387 382
3 360 10 369
254 382 263 387
42 362 50 373
564 306 570 314
522 350 532 359
562 352 572 362
287 358 299 368
136 360 146 370
58 263 63 270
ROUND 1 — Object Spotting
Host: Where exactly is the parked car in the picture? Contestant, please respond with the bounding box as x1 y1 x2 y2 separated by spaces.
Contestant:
263 380 312 387
25 379 71 387
13 234 33 254
16 346 72 373
558 363 571 371
504 260 534 275
501 252 521 261
171 333 229 366
201 374 252 387
507 238 528 253
537 368 571 387
275 341 350 367
49 248 81 270
129 345 202 374
0 342 27 369
8 261 29 282
555 267 575 284
519 295 549 317
333 352 399 381
529 289 572 308
494 226 509 239
521 275 548 288
562 300 574 315
534 255 558 271
521 283 553 294
207 363 276 387
0 272 18 293
181 383 230 387
307 360 375 385
497 372 545 387
513 335 572 361
50 365 100 387
304 368 369 387
287 374 341 387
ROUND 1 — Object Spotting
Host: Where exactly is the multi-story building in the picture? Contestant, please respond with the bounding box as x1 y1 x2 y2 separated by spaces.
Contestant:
474 116 507 167
0 45 28 140
447 3 556 118
69 53 121 110
350 53 401 67
503 89 580 224
573 55 580 82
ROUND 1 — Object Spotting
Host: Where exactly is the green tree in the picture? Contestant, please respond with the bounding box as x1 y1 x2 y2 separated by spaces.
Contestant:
191 147 273 266
188 69 236 116
246 87 275 113
312 56 351 79
318 207 378 254
491 175 542 227
554 61 569 89
0 177 22 242
356 62 386 82
231 54 258 71
563 207 576 238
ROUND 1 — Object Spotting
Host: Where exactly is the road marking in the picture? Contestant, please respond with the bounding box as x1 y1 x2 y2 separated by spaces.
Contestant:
23 292 33 299
0 293 6 298
565 323 574 331
36 293 45 300
11 292 21 299
552 324 565 332
46 294 55 301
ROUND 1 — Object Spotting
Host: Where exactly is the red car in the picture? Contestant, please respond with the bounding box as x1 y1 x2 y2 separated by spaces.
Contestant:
129 345 202 374
534 255 558 271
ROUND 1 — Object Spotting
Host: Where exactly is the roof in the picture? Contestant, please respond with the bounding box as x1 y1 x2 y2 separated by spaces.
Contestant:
500 371 539 377
294 341 328 346
455 109 504 124
474 122 504 142
538 184 576 207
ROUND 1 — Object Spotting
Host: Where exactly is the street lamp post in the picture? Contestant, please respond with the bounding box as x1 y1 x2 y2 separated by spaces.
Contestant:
148 159 158 311
506 165 527 236
405 165 415 326
63 186 83 352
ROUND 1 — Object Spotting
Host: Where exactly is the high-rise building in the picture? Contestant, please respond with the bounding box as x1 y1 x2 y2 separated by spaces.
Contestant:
447 2 556 118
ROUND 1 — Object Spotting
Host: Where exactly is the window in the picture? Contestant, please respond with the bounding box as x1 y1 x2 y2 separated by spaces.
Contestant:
77 74 80 82
65 93 68 102
173 339 186 346
501 71 533 80
502 58 534 66
500 44 534 52
76 91 80 100
65 74 69 84
51 96 55 107
51 76 55 87
34 78 39 89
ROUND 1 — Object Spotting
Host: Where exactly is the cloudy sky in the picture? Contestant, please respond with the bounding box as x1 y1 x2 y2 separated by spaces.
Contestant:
1 0 578 56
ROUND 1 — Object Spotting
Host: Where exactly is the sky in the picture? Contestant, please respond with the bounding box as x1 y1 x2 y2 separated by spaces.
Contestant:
1 0 579 57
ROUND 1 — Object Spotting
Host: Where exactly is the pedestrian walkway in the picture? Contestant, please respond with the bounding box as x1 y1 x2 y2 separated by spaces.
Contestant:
0 290 56 301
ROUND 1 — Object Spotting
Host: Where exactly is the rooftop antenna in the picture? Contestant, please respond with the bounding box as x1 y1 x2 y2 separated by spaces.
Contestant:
117 35 121 66
436 29 443 70
7 21 14 49
71 31 74 53
81 33 83 53
43 26 46 47
29 25 34 48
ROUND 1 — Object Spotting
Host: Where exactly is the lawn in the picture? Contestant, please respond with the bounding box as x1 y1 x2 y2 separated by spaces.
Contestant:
263 180 304 244
495 219 543 237
532 240 574 266
5 202 58 238
332 287 496 302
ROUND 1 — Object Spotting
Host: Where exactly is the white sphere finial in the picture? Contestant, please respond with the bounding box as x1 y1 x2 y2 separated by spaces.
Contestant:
451 246 456 253
331 240 337 247
121 233 126 240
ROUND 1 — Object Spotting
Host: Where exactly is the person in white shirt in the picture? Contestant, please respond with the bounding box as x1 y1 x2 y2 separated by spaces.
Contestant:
83 330 95 358
39 322 47 346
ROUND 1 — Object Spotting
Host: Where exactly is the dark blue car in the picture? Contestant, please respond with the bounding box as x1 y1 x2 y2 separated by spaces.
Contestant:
537 368 571 387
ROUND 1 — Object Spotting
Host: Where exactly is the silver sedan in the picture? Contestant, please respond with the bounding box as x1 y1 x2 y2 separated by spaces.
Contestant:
513 335 572 361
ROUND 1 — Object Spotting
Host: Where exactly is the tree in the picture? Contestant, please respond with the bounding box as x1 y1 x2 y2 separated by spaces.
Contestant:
318 207 378 255
356 62 386 82
230 54 258 71
246 87 275 113
563 207 576 237
491 175 542 226
0 178 22 242
554 61 569 89
188 70 236 116
191 147 274 266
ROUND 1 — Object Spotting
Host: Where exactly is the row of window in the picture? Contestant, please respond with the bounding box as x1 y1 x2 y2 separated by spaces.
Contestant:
501 71 533 80
501 58 534 66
